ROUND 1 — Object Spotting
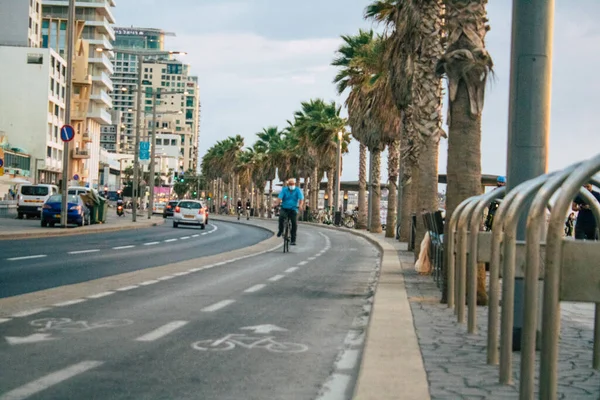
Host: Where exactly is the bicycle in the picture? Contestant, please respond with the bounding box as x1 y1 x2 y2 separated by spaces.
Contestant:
282 213 292 253
192 333 307 353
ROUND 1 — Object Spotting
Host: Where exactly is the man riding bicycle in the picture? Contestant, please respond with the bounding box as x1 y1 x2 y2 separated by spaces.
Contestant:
276 178 304 245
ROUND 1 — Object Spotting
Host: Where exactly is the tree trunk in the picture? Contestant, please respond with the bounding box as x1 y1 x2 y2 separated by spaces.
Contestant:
369 149 382 233
414 137 439 258
444 79 484 304
385 140 400 238
326 168 334 211
357 143 368 229
311 165 319 211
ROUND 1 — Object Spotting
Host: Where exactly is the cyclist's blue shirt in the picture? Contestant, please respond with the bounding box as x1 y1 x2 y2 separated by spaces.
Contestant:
278 187 304 211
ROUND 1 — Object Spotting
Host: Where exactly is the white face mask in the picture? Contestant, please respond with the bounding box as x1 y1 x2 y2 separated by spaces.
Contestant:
289 185 296 191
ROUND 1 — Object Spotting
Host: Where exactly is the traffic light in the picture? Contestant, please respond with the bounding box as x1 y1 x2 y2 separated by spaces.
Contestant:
193 190 197 197
179 175 185 183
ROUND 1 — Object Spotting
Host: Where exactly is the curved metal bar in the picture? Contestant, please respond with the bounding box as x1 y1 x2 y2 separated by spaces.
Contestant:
519 163 581 398
487 182 522 365
541 154 600 399
456 196 483 323
499 173 553 384
467 188 506 334
447 197 475 309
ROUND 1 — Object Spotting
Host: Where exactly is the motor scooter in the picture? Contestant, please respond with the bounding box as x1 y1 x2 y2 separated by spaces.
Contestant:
116 202 125 217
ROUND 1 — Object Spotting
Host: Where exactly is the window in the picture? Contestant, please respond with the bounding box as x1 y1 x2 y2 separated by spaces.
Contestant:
156 138 162 145
54 105 59 117
54 126 58 141
50 78 55 95
27 53 43 64
47 147 52 158
171 139 177 146
61 87 65 99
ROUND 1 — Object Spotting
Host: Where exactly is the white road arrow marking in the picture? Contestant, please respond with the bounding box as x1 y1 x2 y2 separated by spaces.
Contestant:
240 324 288 334
5 333 57 345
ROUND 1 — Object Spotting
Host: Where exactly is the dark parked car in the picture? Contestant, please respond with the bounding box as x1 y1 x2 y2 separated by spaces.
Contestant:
41 194 90 227
163 200 180 218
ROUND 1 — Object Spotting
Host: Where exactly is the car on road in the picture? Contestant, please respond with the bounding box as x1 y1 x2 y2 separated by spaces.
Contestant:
41 194 90 227
163 200 179 218
17 184 59 219
173 200 206 229
153 202 166 215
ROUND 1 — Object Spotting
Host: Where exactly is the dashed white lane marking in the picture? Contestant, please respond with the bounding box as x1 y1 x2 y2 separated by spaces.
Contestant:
315 373 351 400
268 274 285 282
0 318 11 324
335 349 360 371
113 245 135 250
180 236 191 240
143 242 160 246
135 321 189 342
164 238 177 243
11 308 50 318
192 234 200 238
298 261 308 266
116 285 138 292
87 291 115 299
6 255 47 261
53 299 86 307
157 276 175 281
244 284 266 293
68 249 100 255
139 280 159 286
0 360 104 400
308 256 316 261
201 232 208 236
285 267 299 273
174 271 191 276
188 267 202 272
201 299 235 312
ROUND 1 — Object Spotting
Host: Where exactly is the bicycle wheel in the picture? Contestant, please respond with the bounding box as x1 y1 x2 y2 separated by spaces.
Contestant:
192 339 235 351
267 341 308 353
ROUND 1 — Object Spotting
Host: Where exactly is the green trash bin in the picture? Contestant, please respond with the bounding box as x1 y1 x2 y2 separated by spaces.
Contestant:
89 204 99 224
97 198 108 223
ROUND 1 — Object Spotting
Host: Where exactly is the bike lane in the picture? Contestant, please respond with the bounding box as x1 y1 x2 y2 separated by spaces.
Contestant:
0 226 379 400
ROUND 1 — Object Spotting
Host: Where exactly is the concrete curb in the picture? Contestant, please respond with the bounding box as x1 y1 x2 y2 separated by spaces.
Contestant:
0 223 278 317
211 214 430 399
0 218 166 240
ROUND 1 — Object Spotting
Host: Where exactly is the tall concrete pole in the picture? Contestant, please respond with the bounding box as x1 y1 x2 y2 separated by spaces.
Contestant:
60 0 75 227
148 90 158 219
132 53 144 222
506 0 554 353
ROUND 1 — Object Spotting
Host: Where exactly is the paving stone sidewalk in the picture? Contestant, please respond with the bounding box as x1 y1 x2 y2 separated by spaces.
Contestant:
399 250 600 399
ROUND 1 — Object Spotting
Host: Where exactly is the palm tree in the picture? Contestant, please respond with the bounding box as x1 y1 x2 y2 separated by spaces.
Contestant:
255 126 282 218
366 0 445 251
436 0 492 304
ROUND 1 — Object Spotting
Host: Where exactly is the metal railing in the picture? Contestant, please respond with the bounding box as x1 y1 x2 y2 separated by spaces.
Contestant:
447 155 600 399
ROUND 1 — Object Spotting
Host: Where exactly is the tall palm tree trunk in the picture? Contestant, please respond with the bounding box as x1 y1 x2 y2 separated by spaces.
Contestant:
303 175 310 212
357 143 368 229
326 169 334 211
385 140 400 237
369 149 382 233
267 180 273 218
311 166 319 211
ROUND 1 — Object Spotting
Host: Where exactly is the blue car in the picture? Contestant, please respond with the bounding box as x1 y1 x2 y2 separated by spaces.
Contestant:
41 194 90 227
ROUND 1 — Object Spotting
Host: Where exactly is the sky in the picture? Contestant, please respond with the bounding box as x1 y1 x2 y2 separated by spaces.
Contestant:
113 1 600 184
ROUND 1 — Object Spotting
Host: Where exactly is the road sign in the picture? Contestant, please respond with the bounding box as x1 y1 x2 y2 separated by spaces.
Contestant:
139 141 150 161
73 174 79 181
60 124 75 142
0 158 3 167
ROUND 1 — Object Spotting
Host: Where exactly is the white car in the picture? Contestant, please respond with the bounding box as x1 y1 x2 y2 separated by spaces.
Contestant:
173 200 207 229
153 202 166 214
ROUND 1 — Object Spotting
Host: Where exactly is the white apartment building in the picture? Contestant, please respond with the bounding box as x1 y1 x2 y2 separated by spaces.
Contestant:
0 47 66 184
154 133 180 185
0 0 43 47
42 0 116 188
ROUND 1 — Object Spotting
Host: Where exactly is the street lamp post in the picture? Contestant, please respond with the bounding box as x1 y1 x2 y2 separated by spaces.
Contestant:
334 131 342 213
60 0 76 228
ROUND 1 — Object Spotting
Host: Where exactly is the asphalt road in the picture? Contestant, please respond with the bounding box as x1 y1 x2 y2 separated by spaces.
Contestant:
0 222 379 400
0 220 271 298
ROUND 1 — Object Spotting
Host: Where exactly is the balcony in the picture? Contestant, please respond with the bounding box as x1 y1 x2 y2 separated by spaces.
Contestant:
90 89 113 108
87 35 113 52
71 148 90 159
88 52 114 75
43 1 116 24
82 131 93 143
85 17 115 41
89 107 112 125
92 71 113 91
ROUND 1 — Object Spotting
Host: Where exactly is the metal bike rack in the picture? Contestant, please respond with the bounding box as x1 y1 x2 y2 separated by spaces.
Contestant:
446 197 473 310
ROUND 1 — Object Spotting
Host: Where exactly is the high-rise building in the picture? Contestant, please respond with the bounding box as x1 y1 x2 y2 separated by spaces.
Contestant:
100 110 122 153
111 27 174 153
0 47 67 185
42 0 116 188
140 58 200 173
0 0 43 47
